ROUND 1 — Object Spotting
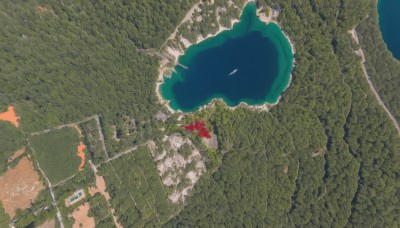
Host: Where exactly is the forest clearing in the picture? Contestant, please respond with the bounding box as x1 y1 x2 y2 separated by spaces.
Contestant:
0 106 20 127
70 203 95 228
0 157 44 218
8 147 26 162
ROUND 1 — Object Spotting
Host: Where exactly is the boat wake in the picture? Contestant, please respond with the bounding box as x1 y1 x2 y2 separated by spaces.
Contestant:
229 68 238 76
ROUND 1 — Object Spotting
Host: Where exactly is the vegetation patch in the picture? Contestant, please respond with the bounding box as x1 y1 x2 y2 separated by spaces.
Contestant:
30 127 81 184
0 202 10 228
0 121 25 174
99 146 173 227
87 193 118 228
80 120 107 165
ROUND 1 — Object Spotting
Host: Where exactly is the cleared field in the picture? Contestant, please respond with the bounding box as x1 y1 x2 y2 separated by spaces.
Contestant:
0 106 20 127
71 203 95 228
30 127 81 184
8 147 26 162
99 146 172 227
0 157 45 218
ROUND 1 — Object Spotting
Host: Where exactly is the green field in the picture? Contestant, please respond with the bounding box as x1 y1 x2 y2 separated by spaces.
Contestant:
30 127 81 184
99 146 172 227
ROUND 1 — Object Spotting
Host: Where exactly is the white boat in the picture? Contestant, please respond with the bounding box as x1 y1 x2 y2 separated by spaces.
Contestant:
229 69 238 76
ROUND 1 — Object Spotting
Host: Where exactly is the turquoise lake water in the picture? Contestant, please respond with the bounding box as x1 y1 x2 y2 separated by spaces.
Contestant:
160 3 294 112
378 0 400 60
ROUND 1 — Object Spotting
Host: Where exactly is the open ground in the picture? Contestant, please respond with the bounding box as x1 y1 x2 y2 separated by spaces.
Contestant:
0 157 44 218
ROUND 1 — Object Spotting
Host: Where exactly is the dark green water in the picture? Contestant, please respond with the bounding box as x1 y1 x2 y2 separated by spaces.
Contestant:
378 0 400 60
160 3 293 112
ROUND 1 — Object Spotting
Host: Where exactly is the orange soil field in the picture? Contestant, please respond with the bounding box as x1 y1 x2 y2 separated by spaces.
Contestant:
71 203 95 228
0 157 45 218
8 147 26 162
77 142 87 171
0 106 20 127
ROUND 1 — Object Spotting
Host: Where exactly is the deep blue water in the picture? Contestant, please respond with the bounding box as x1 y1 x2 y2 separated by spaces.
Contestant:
160 3 293 112
378 0 400 60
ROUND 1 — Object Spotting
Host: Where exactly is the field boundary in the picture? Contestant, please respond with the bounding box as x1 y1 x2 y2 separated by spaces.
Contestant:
29 115 109 162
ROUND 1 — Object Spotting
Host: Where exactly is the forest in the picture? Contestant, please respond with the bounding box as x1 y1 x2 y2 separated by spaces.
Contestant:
356 1 400 124
166 0 400 227
0 122 25 174
0 0 399 227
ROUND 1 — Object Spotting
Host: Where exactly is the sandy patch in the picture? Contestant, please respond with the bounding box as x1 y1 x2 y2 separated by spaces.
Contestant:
37 218 56 228
71 203 95 228
180 37 192 49
88 187 97 197
94 175 110 201
110 207 123 228
202 132 218 149
77 142 87 171
73 125 83 138
0 157 45 218
166 47 183 62
111 125 121 142
8 147 26 162
0 106 20 127
36 6 55 15
283 166 289 174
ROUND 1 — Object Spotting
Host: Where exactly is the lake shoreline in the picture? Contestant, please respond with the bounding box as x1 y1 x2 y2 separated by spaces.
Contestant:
156 0 295 114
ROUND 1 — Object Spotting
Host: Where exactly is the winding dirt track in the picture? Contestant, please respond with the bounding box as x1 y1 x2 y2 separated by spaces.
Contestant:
350 28 400 135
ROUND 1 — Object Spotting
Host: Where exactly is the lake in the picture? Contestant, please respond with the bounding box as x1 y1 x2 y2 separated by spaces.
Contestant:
160 3 294 112
378 0 400 60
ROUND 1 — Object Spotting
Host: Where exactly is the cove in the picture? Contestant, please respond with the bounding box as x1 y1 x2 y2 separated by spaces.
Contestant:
378 0 400 60
160 3 294 112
